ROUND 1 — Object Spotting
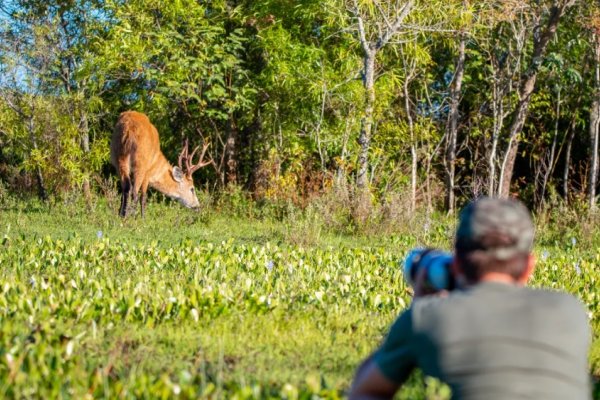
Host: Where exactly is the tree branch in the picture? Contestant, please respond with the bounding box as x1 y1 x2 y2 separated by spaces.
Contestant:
376 0 415 50
374 0 392 32
351 0 371 55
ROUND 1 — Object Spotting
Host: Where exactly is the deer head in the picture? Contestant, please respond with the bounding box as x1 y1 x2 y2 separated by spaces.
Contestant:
171 138 213 209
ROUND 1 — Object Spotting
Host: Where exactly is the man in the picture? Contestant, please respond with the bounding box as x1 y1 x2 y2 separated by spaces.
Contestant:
349 197 591 400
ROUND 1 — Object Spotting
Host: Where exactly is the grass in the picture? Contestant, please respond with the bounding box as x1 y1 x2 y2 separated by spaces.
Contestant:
1 195 600 399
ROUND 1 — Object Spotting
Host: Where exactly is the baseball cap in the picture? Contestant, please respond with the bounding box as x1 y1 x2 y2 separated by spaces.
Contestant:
455 197 535 260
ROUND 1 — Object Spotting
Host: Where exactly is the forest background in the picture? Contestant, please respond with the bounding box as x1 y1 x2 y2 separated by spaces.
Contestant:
2 0 600 219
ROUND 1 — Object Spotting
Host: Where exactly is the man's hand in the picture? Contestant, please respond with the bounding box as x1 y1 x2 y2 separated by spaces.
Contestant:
412 265 448 298
348 356 399 400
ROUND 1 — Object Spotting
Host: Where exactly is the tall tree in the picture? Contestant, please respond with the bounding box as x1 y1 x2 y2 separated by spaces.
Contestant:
497 0 576 198
347 0 415 191
589 28 600 210
0 0 111 198
444 0 470 213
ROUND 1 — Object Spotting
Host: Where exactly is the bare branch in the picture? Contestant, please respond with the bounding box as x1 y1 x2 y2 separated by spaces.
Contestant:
350 0 371 54
374 0 392 31
399 24 461 35
376 0 415 50
331 71 362 91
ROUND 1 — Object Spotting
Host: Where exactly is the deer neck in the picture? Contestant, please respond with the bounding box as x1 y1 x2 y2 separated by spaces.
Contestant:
149 155 179 196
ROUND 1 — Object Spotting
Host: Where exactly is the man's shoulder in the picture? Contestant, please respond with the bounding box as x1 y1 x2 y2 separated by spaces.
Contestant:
520 286 587 311
412 283 588 322
522 286 590 322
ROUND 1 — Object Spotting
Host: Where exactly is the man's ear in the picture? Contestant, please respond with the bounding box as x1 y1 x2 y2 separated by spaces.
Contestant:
172 166 184 183
517 253 535 285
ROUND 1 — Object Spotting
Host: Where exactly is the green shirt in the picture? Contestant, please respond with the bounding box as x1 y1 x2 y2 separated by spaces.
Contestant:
374 282 591 399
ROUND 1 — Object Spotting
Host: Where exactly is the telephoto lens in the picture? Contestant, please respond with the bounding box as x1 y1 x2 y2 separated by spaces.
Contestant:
403 248 455 291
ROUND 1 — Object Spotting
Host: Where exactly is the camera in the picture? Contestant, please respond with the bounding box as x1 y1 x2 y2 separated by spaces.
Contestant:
403 248 455 291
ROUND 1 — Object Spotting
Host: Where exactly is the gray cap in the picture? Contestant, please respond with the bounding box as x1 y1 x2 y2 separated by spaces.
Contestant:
455 197 535 260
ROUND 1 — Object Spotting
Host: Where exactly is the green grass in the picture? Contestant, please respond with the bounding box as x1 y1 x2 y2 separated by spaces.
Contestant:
1 197 599 399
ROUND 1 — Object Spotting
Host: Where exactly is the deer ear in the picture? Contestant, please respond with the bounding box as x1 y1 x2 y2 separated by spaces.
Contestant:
172 166 184 182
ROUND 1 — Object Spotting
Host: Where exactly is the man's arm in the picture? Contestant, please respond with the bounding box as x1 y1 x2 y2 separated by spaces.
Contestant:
348 309 417 400
348 354 400 400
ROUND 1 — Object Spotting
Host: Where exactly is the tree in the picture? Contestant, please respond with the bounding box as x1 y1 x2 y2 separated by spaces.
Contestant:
444 0 470 213
497 0 576 198
0 0 112 199
0 8 55 200
589 17 600 210
346 0 415 191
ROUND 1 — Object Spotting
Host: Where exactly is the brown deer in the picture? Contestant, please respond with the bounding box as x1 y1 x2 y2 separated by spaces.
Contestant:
110 111 212 217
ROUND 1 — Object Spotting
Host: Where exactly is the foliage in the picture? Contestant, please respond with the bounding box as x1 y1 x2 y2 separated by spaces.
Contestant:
1 0 600 208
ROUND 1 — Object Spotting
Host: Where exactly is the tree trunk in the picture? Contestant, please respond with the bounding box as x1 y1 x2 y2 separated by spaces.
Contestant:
444 29 466 213
336 114 352 186
404 79 417 213
538 88 560 208
498 86 534 198
80 113 91 201
489 63 503 196
225 116 238 186
498 3 571 198
242 102 264 192
27 115 47 201
562 117 577 200
357 51 376 190
590 34 600 211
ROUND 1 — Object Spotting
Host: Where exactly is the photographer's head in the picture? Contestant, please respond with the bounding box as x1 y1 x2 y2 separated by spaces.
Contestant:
454 197 535 285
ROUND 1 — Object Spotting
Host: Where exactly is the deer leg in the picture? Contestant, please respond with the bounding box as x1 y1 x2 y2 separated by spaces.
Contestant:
130 175 145 217
139 181 149 218
130 177 138 210
140 192 147 218
119 177 131 217
130 175 139 214
118 155 131 217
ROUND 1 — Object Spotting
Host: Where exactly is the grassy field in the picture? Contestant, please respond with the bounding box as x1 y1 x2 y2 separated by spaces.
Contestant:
1 196 600 399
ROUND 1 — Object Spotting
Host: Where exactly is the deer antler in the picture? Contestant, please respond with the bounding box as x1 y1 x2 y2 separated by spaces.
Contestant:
177 137 214 176
178 138 190 171
186 142 213 175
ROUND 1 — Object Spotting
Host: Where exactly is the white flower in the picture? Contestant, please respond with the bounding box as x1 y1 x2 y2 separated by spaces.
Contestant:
97 231 103 239
65 341 74 358
172 384 181 395
190 308 199 322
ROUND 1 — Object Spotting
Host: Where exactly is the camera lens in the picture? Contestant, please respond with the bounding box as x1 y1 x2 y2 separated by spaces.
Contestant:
402 248 454 291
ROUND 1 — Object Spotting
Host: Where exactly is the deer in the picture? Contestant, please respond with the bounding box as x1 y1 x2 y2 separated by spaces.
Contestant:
110 111 212 217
